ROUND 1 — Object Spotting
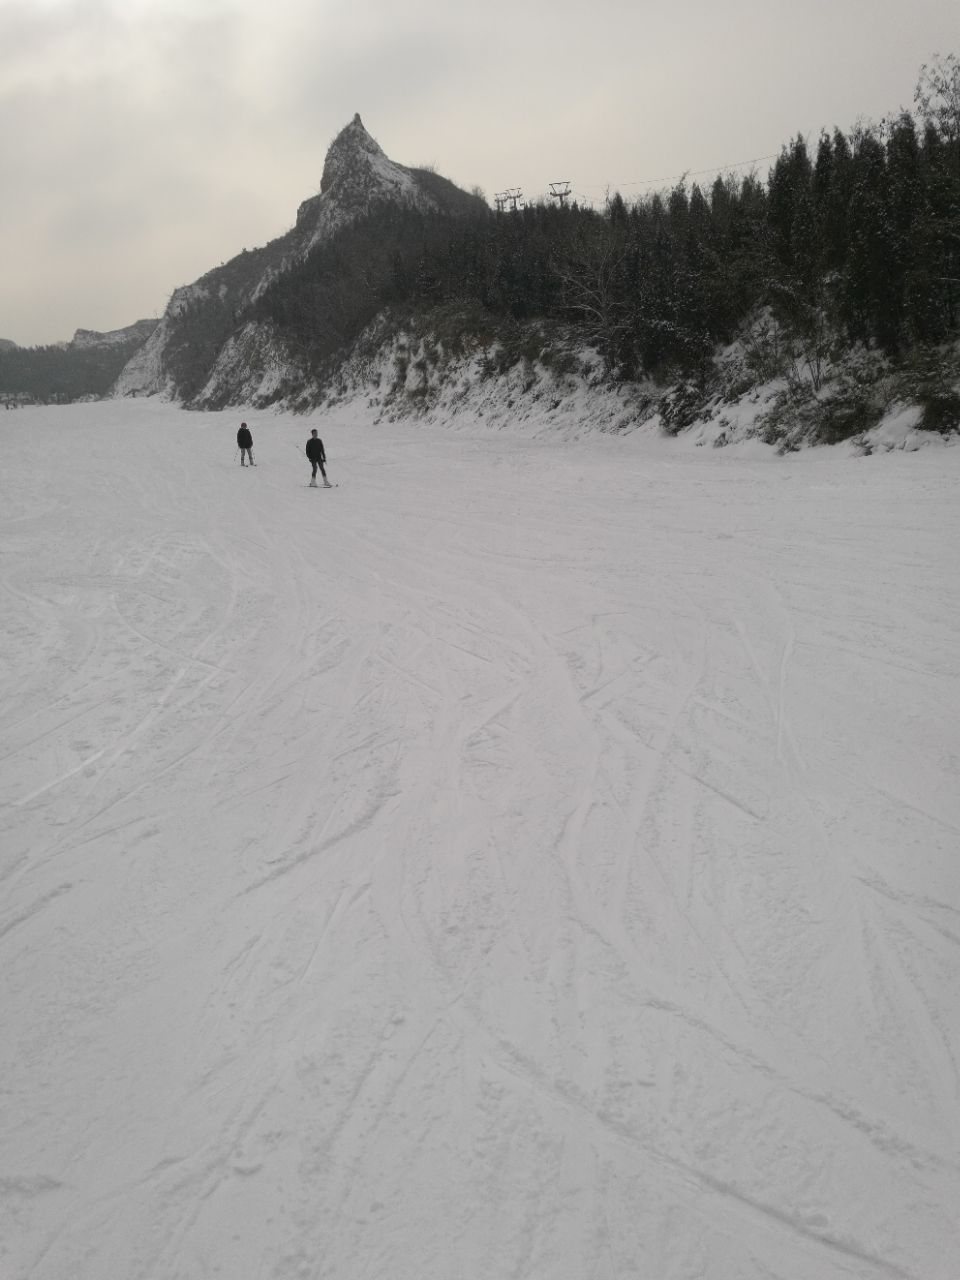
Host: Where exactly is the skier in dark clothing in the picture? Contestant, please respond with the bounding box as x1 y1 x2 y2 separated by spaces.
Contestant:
237 422 254 466
305 429 330 487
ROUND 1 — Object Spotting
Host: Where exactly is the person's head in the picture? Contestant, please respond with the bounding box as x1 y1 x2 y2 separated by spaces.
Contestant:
241 422 247 428
311 429 318 437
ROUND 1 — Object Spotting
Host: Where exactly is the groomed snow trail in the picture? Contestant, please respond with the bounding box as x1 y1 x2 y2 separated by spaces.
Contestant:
2 402 959 1280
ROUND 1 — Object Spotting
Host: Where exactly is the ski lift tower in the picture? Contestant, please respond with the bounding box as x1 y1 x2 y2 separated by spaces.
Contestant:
549 181 572 208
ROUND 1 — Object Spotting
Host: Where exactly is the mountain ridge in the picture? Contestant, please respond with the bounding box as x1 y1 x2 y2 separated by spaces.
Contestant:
71 319 159 350
111 115 484 402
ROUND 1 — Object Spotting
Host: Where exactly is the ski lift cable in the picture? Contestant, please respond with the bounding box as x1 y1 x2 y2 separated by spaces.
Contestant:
576 152 781 193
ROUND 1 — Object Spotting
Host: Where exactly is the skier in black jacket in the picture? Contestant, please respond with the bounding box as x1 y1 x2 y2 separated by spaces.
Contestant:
237 422 253 466
306 429 330 487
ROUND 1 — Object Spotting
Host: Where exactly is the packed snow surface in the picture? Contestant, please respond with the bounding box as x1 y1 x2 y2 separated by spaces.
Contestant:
2 402 959 1280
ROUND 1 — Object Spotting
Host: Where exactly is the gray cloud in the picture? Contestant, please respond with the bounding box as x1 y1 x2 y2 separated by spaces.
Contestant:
1 0 957 344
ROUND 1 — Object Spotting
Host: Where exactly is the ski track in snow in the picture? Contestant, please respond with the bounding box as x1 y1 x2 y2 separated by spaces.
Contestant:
1 402 959 1280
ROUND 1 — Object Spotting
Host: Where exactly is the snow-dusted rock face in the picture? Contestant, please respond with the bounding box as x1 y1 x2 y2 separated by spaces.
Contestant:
111 318 177 399
111 285 211 399
195 321 306 409
70 318 158 350
293 114 435 253
112 115 480 405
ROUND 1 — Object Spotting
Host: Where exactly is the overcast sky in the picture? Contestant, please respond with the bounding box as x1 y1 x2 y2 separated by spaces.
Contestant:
2 0 956 346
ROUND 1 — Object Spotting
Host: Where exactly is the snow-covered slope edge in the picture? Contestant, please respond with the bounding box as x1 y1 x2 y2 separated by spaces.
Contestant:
228 308 958 455
311 321 654 441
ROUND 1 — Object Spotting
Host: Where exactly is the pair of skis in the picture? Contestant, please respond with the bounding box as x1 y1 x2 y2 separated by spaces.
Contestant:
235 452 339 485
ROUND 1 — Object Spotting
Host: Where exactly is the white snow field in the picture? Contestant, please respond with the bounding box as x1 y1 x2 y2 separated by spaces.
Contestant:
2 401 959 1280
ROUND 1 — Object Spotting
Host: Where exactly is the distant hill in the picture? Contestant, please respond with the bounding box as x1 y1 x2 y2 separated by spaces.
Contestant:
0 319 159 403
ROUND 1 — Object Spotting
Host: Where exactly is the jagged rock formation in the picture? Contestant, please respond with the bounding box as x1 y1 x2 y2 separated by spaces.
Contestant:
113 115 482 404
70 319 159 350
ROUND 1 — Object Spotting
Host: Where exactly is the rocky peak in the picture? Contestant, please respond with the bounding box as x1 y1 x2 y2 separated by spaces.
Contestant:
320 114 384 194
295 113 425 236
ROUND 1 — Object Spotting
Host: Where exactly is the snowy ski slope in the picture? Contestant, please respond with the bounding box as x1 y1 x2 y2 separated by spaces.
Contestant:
2 402 959 1280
